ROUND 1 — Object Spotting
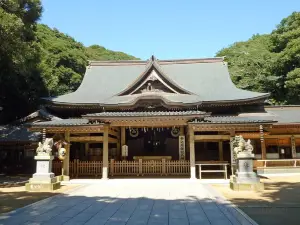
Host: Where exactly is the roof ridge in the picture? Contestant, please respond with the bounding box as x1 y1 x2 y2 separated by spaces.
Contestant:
88 57 224 66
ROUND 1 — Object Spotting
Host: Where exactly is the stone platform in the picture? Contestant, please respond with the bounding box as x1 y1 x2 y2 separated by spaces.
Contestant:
230 180 264 192
25 181 61 192
1 179 258 225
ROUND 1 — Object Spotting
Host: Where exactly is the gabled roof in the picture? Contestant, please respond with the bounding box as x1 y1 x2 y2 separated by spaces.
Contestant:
13 107 61 125
46 56 269 108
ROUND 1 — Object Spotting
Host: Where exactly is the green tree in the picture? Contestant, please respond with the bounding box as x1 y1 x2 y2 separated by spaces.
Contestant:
216 35 279 102
86 45 137 61
271 12 300 103
216 12 300 104
36 25 138 97
0 0 45 123
36 24 87 96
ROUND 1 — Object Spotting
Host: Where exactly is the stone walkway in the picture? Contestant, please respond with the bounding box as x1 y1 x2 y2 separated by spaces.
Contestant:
0 179 257 225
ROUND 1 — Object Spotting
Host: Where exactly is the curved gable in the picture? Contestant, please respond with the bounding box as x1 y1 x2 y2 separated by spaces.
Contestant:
118 56 192 96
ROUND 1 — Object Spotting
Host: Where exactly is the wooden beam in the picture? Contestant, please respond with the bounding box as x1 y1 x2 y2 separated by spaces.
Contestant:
29 126 104 133
110 120 187 127
192 124 265 132
69 136 118 143
235 132 261 138
109 129 119 137
194 135 230 141
266 134 300 138
108 137 118 143
70 136 103 142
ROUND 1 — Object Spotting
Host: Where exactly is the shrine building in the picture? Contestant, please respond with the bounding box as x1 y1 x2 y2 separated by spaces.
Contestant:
3 56 300 178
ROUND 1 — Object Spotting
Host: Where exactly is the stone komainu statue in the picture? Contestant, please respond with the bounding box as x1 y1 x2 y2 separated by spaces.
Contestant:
36 138 53 155
232 135 253 159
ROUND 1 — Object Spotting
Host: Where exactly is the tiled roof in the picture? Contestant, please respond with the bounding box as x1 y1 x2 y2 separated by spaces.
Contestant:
46 56 269 106
190 116 275 124
14 107 61 124
30 119 98 127
265 106 300 124
84 110 207 117
0 126 40 142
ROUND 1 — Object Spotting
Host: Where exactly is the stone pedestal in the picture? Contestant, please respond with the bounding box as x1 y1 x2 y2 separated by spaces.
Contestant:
230 152 264 191
26 155 61 191
57 175 70 181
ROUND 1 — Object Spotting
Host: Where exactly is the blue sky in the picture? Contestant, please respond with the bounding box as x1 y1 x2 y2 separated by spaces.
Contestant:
41 0 299 60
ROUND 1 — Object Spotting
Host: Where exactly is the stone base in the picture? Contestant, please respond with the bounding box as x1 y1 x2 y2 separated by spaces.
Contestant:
25 181 61 192
57 175 70 182
30 172 57 184
230 181 264 192
233 172 260 183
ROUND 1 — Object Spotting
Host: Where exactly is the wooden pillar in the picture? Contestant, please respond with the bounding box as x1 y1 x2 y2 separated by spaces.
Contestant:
121 127 126 158
63 131 70 179
85 143 89 159
229 130 236 175
291 136 297 159
218 141 223 161
102 125 109 179
260 125 266 159
121 127 126 146
179 126 186 160
180 126 184 135
189 125 196 179
116 128 121 159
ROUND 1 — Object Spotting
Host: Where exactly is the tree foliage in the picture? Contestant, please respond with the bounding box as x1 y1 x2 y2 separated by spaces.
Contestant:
0 0 45 123
216 12 300 105
36 26 137 97
0 1 137 123
86 45 137 61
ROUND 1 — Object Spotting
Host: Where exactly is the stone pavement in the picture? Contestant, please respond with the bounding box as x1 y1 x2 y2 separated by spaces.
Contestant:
0 179 257 225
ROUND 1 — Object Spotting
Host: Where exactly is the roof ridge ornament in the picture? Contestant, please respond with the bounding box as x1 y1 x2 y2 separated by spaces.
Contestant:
151 55 157 61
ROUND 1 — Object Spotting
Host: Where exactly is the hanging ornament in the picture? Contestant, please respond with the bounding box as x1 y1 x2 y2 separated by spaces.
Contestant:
58 147 66 161
171 127 180 137
129 128 139 137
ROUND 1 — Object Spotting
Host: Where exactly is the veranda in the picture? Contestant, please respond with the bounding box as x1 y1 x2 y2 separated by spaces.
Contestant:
30 117 300 179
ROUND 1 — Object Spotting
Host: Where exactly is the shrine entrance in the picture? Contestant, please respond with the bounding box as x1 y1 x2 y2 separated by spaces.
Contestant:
144 129 168 155
126 127 183 160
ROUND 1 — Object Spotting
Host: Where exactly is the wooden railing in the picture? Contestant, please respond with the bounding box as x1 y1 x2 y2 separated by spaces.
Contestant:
110 160 139 176
165 160 190 175
254 159 300 168
52 159 190 177
110 159 190 176
75 160 103 177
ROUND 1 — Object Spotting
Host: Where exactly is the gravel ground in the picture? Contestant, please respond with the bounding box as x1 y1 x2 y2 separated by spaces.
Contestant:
212 176 300 225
